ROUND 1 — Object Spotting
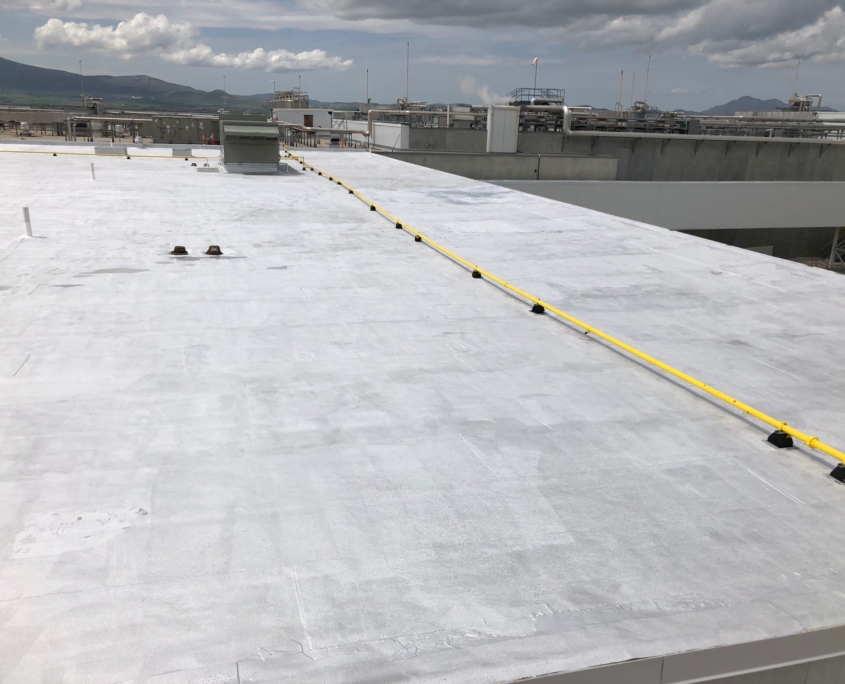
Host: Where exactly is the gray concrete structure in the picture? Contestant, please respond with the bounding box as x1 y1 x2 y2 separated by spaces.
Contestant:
492 181 845 259
385 131 845 183
2 144 845 684
381 150 617 180
492 181 845 231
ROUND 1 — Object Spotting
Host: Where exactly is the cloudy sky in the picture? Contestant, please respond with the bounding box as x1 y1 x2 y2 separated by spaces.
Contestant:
1 0 844 109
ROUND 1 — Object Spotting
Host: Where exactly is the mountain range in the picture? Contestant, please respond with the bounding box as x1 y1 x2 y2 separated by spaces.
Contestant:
0 56 837 115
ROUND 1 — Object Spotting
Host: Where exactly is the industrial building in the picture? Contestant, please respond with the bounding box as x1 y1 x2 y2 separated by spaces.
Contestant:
1 139 845 683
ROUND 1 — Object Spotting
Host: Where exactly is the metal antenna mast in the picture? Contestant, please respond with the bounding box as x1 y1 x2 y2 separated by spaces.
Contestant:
616 70 624 113
630 72 636 108
406 43 410 104
643 55 651 102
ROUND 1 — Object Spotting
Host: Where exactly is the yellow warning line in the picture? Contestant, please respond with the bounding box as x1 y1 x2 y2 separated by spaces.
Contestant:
286 148 845 467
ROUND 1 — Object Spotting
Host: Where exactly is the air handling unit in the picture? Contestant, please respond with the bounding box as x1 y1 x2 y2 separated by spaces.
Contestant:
219 113 281 174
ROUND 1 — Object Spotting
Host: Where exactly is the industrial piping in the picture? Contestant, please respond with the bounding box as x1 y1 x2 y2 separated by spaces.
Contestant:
285 147 845 475
521 104 572 135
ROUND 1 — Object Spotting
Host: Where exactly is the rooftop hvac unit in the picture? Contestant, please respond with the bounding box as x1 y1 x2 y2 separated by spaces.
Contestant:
219 113 281 174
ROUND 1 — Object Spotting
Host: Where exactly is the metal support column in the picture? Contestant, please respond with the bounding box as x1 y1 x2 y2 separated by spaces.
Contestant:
829 227 844 268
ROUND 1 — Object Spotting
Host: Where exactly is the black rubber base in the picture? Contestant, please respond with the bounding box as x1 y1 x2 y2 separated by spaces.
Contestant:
472 270 482 279
170 246 188 255
337 182 342 186
414 236 422 242
767 431 794 448
370 205 377 211
395 222 403 229
348 190 353 194
318 172 322 176
831 464 845 483
531 303 545 315
53 153 57 157
205 245 223 256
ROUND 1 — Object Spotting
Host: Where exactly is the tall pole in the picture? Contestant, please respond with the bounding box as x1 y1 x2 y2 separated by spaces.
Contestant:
406 42 410 105
534 60 538 91
79 60 84 98
617 70 624 113
366 69 369 104
630 72 636 108
643 55 651 103
271 80 275 95
794 60 801 95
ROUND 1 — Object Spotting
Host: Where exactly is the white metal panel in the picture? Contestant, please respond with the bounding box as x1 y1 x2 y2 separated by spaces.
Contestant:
486 105 520 153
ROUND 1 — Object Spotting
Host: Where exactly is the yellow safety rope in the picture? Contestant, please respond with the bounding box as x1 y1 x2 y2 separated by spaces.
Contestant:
286 148 845 466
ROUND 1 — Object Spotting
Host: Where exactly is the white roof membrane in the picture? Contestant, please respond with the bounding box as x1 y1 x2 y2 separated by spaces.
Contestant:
1 145 845 683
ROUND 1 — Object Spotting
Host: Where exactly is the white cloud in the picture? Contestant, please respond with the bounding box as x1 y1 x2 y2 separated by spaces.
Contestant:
35 14 196 55
0 0 81 9
34 12 353 73
698 7 845 67
460 75 508 104
419 54 504 67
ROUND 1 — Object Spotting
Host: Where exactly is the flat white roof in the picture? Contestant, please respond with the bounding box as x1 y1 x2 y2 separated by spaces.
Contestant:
1 143 845 683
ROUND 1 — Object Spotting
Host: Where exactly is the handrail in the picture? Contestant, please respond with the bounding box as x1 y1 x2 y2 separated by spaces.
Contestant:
284 147 845 468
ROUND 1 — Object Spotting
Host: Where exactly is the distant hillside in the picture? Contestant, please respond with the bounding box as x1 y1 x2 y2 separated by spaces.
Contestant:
0 56 268 112
699 96 788 116
698 96 837 116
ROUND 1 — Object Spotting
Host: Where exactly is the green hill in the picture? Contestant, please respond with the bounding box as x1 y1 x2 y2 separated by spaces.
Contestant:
0 56 268 112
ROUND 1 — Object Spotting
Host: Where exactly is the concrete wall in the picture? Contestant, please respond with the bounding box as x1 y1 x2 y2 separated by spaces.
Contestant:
402 128 845 182
492 181 845 230
552 133 845 181
408 128 487 152
273 109 333 128
492 180 845 258
372 122 408 150
380 151 617 181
